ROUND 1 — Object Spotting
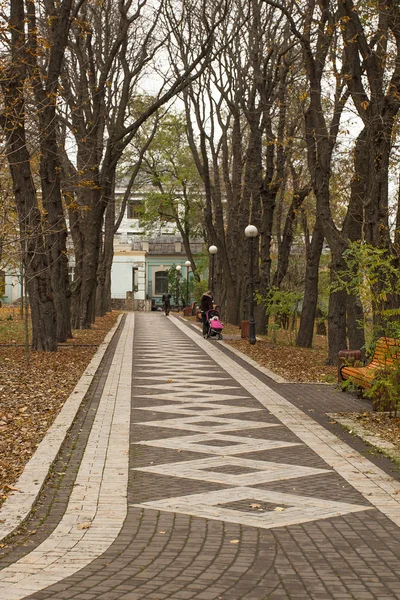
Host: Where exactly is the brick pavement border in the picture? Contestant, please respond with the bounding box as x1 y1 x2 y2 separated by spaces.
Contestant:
0 313 134 600
0 314 123 544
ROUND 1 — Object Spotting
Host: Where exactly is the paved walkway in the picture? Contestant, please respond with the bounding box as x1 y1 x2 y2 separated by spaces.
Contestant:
1 313 400 599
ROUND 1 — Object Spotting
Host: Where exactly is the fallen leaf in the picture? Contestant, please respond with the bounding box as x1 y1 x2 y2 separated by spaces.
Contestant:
249 503 262 509
77 522 91 530
274 506 285 512
230 539 240 544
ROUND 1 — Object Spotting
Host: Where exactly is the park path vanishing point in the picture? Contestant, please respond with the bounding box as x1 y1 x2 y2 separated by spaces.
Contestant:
0 312 400 599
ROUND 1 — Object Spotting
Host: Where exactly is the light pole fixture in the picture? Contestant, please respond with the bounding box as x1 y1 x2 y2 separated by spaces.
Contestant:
185 260 191 308
175 265 182 311
244 225 258 345
208 245 218 295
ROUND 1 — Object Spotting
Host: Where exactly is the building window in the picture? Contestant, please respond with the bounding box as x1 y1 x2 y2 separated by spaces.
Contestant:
155 271 168 295
0 270 5 297
127 201 143 219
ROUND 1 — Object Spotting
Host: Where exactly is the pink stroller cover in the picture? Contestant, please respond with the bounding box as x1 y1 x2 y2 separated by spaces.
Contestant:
209 316 223 330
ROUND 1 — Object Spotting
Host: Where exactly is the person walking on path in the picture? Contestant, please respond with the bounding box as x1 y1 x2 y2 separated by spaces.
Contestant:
162 292 171 316
200 290 213 337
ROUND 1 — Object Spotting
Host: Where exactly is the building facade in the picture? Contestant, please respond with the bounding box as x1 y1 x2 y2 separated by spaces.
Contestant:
1 190 203 310
0 269 21 305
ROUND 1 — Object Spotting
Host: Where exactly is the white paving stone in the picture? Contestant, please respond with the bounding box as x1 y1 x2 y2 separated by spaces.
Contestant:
134 456 332 486
132 486 370 530
134 392 252 402
135 415 279 433
136 432 300 455
137 403 263 416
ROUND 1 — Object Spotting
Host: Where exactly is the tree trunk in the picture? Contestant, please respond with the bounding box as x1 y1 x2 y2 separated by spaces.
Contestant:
296 217 324 348
71 192 105 329
346 294 365 355
258 186 276 333
97 178 115 317
28 0 73 342
39 131 71 341
327 252 348 364
273 188 309 289
0 0 57 350
8 144 57 351
343 126 367 354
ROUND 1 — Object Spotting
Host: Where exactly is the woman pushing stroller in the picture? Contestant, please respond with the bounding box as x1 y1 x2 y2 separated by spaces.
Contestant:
200 291 213 337
200 291 224 339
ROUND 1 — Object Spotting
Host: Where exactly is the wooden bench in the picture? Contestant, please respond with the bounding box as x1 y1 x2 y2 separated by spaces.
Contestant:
340 337 400 389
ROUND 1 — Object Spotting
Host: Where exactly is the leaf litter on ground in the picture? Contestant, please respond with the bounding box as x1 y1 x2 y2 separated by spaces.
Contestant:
0 310 120 507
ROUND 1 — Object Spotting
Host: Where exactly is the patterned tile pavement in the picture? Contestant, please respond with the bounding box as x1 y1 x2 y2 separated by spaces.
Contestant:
1 313 400 599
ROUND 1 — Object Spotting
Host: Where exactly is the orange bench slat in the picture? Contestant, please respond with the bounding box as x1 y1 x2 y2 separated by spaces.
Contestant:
340 337 400 389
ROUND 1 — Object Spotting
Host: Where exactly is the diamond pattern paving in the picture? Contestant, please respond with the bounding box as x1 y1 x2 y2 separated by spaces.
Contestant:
1 313 400 599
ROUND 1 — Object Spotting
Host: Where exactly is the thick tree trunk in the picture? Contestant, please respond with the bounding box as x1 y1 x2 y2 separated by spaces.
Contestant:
364 128 392 250
29 0 73 342
346 294 365 355
8 147 57 351
96 243 113 317
296 218 324 348
79 221 102 328
0 4 57 351
40 134 71 341
343 127 367 354
97 179 115 317
258 186 276 333
327 252 348 364
71 194 105 329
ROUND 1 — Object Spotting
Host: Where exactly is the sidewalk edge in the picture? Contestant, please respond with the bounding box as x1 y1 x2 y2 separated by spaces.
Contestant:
327 412 400 466
0 313 123 543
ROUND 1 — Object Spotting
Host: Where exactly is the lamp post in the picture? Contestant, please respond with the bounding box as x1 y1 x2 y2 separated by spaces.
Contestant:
175 265 181 311
244 225 258 345
208 245 218 295
185 260 191 307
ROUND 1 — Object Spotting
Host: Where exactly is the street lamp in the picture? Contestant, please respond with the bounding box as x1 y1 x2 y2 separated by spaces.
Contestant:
175 265 182 311
185 260 191 307
208 245 218 295
244 225 258 345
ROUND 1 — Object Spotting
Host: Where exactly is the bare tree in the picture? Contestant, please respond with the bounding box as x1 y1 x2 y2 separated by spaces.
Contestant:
182 0 303 328
263 0 366 363
60 0 231 328
0 0 78 349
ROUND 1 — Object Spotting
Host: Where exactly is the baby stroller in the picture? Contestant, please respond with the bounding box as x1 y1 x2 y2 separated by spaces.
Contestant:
205 309 224 340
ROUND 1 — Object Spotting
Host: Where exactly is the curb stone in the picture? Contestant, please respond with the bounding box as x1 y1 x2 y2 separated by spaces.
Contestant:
0 313 123 543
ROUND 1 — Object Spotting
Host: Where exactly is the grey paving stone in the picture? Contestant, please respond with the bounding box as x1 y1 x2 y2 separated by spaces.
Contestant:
2 314 400 599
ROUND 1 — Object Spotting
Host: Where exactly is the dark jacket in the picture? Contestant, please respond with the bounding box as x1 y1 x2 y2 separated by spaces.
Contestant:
201 294 213 312
162 293 171 305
